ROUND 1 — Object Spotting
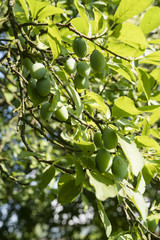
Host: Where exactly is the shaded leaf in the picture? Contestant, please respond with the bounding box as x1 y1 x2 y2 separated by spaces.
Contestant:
39 164 55 190
58 179 82 205
18 150 44 159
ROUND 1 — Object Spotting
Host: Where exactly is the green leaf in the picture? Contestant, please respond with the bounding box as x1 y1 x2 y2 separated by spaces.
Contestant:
74 138 95 156
114 0 153 23
26 0 49 19
107 23 147 57
39 164 55 190
125 187 148 220
87 170 117 201
149 107 160 125
137 68 151 101
107 63 136 83
19 0 29 20
69 85 83 116
142 164 157 185
73 0 89 35
139 7 160 34
18 150 44 159
118 135 144 176
151 91 160 101
134 135 160 152
147 213 160 220
48 22 61 60
150 128 160 139
135 172 146 194
58 179 82 205
112 96 142 117
75 162 86 186
71 17 88 36
97 200 112 238
58 173 74 191
141 50 160 66
37 5 64 21
93 6 106 34
84 91 107 115
141 118 150 136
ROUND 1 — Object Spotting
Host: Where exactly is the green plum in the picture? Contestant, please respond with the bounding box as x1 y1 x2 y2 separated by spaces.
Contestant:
27 78 47 106
36 76 51 97
147 219 157 233
112 156 128 179
65 58 77 73
103 128 118 150
30 62 46 80
95 148 111 173
55 106 68 121
74 73 89 89
94 131 103 148
90 49 105 72
73 37 87 58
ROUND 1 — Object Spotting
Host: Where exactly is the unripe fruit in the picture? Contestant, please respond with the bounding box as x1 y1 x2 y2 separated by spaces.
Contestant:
36 77 51 97
103 128 118 150
77 61 90 77
22 57 33 71
40 102 52 121
95 148 111 173
112 156 128 179
55 106 68 121
74 73 89 89
73 37 87 58
94 132 103 148
30 62 46 80
147 219 157 233
27 78 47 106
65 58 77 73
90 49 105 72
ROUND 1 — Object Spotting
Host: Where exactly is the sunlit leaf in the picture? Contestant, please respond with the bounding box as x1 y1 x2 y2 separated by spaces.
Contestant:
97 200 112 237
118 135 144 176
87 170 117 201
114 0 153 23
139 7 160 34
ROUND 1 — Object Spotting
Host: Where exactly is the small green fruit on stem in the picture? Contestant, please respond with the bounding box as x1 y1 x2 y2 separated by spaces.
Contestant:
73 37 87 58
55 106 68 121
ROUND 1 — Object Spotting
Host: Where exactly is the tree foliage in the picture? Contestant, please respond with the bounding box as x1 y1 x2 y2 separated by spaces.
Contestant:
0 0 160 239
